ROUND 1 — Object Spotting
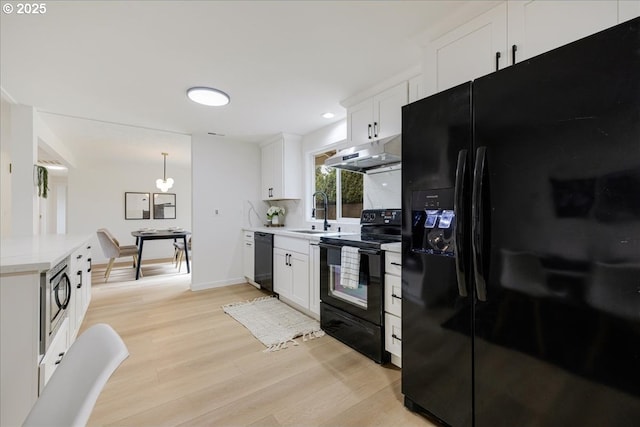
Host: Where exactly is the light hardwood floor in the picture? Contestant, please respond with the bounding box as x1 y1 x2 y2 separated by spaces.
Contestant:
84 262 435 427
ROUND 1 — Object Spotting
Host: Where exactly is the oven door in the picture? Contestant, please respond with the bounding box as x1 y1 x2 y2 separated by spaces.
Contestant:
49 268 71 336
319 243 383 325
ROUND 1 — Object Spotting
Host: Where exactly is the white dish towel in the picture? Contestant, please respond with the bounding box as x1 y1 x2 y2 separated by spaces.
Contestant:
340 246 360 289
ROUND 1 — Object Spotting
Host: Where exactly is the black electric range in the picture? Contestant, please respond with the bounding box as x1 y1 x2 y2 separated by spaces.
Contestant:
318 209 401 363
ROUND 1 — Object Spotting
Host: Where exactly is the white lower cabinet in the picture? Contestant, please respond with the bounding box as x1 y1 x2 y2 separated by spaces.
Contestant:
68 244 92 342
385 313 402 361
273 235 311 313
384 273 402 317
308 242 321 317
38 317 69 392
384 250 402 367
274 247 309 309
0 237 92 426
243 231 256 285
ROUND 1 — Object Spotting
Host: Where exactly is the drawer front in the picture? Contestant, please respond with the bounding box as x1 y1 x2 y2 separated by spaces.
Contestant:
384 274 402 317
385 313 402 357
385 251 402 276
39 317 69 393
244 231 254 241
274 235 308 255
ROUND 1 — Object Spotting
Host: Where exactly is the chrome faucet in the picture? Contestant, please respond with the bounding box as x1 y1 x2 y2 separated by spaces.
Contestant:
312 191 330 231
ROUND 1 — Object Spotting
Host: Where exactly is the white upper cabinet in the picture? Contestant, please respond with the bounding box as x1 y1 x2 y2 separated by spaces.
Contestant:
422 1 638 97
261 133 301 200
422 3 507 96
408 75 424 103
348 98 374 144
507 0 620 64
347 82 407 143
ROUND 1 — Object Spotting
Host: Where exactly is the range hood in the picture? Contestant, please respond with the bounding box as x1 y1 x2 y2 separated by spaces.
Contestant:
324 134 401 173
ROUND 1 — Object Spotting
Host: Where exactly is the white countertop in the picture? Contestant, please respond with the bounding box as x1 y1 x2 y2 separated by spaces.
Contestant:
244 227 402 253
244 226 355 241
381 242 401 253
0 234 92 275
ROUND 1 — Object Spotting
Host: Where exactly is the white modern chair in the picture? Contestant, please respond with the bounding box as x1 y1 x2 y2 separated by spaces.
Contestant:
22 323 129 427
96 228 142 281
173 237 192 272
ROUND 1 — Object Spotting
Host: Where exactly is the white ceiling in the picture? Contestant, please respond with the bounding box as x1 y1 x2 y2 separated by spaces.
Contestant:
1 1 481 165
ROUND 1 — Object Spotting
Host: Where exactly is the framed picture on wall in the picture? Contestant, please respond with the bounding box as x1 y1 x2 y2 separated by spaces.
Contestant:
125 192 151 220
153 193 176 219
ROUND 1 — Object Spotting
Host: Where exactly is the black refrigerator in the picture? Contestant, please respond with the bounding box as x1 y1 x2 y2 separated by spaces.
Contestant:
401 17 640 427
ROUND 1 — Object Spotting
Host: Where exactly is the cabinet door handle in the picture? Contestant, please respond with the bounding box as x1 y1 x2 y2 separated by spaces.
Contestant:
511 44 517 65
76 254 83 260
495 51 501 71
392 334 402 342
390 262 401 267
373 122 378 138
367 124 372 139
391 293 402 300
55 352 65 364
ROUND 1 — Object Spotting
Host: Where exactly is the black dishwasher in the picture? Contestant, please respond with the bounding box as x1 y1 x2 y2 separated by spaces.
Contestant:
254 232 273 292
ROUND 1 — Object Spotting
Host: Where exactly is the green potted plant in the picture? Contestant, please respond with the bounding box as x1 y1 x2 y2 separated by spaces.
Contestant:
35 165 49 198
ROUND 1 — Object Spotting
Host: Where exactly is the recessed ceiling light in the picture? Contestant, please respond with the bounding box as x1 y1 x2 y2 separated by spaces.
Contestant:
322 112 335 119
187 87 230 106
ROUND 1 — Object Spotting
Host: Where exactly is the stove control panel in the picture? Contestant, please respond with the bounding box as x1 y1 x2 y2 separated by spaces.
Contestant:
361 209 401 225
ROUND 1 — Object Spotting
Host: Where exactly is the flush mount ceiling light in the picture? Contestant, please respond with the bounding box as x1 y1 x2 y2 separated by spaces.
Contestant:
156 152 174 193
187 87 230 106
322 112 335 119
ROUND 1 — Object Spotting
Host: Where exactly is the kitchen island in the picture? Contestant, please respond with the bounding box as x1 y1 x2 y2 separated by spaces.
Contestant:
1 233 93 426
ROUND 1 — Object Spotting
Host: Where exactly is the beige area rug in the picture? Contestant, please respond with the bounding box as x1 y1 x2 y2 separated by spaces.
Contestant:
222 296 324 352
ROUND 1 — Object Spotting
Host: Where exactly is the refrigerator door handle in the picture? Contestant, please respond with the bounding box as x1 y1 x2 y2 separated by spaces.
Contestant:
453 149 468 297
472 146 488 301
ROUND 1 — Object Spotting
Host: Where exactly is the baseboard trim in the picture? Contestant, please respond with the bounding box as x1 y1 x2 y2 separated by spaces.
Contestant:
93 258 174 269
190 277 246 291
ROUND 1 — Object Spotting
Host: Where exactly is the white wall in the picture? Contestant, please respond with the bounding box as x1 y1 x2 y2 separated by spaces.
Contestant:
67 153 192 265
191 134 261 290
0 98 12 237
9 105 38 236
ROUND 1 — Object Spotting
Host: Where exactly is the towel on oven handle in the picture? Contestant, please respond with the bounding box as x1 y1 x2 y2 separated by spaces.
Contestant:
340 246 360 289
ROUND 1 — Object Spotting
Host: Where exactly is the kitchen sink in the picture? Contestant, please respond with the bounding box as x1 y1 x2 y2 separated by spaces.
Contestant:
289 229 331 234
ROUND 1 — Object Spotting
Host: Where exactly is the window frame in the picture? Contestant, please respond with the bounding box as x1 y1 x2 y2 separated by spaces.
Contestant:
310 148 361 225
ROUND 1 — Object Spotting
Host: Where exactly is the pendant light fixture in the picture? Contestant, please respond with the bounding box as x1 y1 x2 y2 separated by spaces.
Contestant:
156 152 174 192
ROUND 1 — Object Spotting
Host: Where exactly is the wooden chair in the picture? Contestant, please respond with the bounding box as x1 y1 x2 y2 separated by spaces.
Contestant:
96 228 141 281
22 324 129 427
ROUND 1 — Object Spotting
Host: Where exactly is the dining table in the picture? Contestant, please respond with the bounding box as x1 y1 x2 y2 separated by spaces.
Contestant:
131 229 191 280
